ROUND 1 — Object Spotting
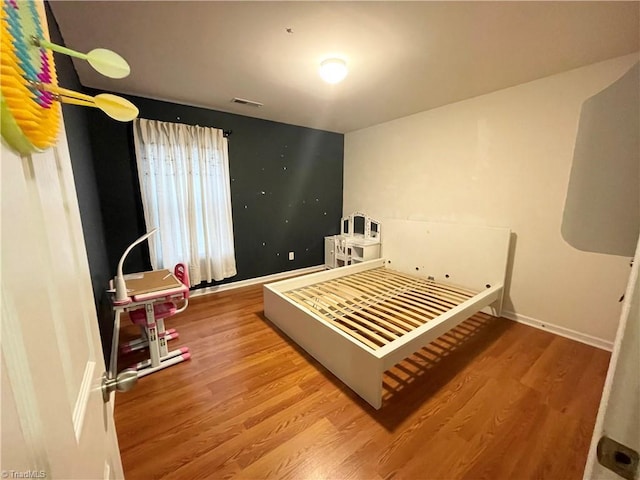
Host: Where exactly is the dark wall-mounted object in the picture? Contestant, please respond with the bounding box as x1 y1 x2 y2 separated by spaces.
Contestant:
562 63 640 256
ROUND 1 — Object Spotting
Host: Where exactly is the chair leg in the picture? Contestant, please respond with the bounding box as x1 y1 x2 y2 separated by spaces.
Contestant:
144 303 161 368
157 318 169 357
133 347 191 378
120 300 192 378
120 328 179 354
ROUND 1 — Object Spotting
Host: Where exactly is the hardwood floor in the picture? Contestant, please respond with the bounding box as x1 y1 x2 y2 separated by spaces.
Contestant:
115 284 610 479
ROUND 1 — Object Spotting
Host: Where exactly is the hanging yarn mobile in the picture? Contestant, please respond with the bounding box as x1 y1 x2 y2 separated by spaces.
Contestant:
1 0 137 155
1 0 60 154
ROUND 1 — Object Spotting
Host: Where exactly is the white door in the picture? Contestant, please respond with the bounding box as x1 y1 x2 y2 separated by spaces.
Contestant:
0 115 124 478
583 234 639 479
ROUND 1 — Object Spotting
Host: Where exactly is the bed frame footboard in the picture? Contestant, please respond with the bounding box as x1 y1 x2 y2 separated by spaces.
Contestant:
264 284 384 409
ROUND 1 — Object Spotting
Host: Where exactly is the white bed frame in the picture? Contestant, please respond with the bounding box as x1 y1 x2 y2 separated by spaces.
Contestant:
263 219 511 409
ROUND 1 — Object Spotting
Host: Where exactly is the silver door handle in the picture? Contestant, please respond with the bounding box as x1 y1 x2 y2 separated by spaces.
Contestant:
101 369 138 402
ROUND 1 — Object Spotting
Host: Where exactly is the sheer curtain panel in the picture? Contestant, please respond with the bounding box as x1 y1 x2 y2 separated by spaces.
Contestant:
133 118 237 285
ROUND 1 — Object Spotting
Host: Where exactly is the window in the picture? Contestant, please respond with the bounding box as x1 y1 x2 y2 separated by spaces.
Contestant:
133 119 237 285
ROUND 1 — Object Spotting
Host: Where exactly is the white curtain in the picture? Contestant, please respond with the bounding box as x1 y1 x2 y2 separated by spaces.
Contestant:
133 118 237 285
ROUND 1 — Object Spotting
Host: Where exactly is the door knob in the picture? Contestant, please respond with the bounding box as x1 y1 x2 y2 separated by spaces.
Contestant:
597 435 639 480
101 369 138 402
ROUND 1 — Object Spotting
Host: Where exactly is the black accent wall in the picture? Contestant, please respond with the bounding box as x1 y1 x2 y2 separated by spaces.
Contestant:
45 4 113 363
85 93 344 287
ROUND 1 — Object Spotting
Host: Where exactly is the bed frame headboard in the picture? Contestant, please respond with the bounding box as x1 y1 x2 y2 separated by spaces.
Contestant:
381 219 511 293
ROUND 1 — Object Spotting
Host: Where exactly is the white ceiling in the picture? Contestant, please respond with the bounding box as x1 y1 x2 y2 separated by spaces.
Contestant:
50 1 639 133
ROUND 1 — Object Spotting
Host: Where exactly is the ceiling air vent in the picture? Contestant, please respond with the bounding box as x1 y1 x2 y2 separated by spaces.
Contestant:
231 97 263 107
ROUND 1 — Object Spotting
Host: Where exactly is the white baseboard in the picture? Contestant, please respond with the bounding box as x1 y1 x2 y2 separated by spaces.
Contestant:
191 265 326 298
502 310 613 352
190 270 614 352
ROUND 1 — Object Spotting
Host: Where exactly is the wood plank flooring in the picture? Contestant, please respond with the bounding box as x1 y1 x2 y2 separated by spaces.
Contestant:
115 283 610 479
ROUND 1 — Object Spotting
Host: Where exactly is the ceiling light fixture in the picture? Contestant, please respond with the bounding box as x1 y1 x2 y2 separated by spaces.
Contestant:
319 58 348 84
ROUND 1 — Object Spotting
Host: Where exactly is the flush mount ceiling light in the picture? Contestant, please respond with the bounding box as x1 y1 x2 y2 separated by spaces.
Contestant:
319 58 348 84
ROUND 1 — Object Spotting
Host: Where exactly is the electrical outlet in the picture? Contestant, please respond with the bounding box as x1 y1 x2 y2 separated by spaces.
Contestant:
288 251 294 260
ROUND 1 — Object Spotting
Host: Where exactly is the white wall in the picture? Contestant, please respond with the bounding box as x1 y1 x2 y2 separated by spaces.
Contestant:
344 54 639 346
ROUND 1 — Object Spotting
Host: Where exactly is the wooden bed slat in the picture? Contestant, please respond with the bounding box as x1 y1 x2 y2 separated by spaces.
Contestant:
340 269 466 316
377 299 437 324
288 288 393 346
383 269 477 297
398 289 462 311
377 272 473 303
320 279 420 331
388 294 445 318
332 276 410 308
337 272 410 299
333 279 438 322
380 274 476 305
285 290 382 349
381 267 478 294
356 270 407 291
282 267 482 351
311 285 411 334
342 272 452 318
303 285 401 339
339 273 397 294
325 278 426 328
409 283 472 302
372 302 436 328
361 269 474 304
